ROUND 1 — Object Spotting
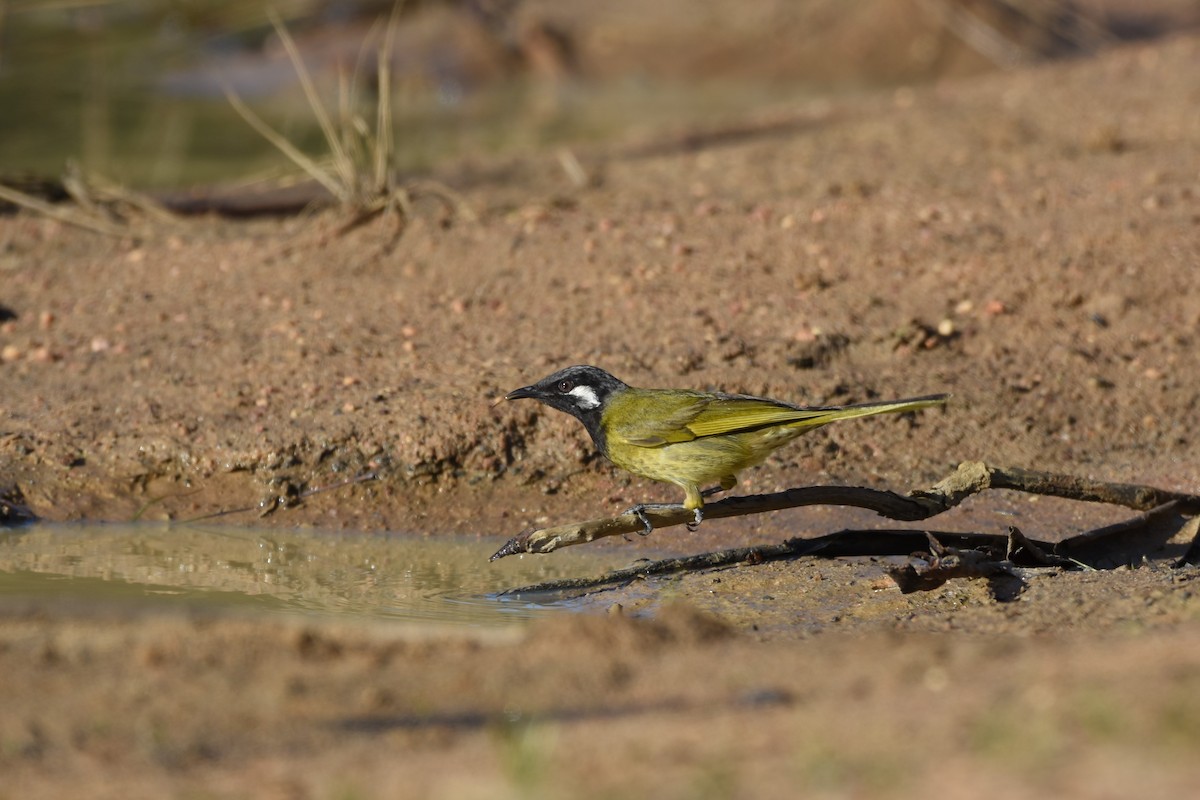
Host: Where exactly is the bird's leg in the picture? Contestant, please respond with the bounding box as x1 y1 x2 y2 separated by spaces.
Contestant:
705 475 738 499
621 502 686 536
621 503 705 535
682 478 734 529
683 484 707 532
623 480 721 535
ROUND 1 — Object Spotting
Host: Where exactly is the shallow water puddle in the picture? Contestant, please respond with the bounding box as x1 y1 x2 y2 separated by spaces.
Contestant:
0 523 632 627
0 492 1154 631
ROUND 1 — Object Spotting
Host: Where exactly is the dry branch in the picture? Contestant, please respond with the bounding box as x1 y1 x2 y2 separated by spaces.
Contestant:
494 461 1200 596
498 528 1011 597
490 484 941 560
490 461 1200 560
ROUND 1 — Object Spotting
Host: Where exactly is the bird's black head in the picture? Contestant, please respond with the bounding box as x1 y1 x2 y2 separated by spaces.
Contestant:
504 365 628 449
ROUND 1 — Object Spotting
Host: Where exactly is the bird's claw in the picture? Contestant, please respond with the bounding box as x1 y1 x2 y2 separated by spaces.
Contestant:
623 503 703 534
631 505 654 536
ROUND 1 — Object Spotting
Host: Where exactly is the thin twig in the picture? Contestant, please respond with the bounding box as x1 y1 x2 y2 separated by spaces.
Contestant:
1005 526 1075 568
267 9 355 192
917 0 1036 68
0 183 126 237
222 85 347 202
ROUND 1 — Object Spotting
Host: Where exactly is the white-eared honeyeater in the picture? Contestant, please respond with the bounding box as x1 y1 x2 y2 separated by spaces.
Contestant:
503 365 946 533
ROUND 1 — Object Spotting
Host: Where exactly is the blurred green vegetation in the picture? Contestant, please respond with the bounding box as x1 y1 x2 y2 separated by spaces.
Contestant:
1 1 322 185
0 0 805 189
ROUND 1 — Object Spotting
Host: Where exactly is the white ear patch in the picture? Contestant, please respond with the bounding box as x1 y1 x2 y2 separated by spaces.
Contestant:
568 384 601 410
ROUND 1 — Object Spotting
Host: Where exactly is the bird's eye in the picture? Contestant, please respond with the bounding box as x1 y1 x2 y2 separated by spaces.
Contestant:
557 379 574 393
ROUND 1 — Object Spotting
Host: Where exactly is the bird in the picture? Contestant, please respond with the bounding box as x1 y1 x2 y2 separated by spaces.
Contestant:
501 365 946 533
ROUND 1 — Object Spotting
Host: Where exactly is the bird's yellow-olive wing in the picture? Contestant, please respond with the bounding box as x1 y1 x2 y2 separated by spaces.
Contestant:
615 391 825 447
682 396 830 438
611 390 711 446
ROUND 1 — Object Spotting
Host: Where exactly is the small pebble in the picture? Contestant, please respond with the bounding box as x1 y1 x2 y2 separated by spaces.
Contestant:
984 299 1008 316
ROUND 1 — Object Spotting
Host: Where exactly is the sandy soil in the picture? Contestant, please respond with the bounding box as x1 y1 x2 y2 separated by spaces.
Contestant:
3 9 1200 797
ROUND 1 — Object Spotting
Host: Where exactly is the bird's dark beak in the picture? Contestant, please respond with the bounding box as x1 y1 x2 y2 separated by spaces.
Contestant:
492 385 537 408
503 385 538 402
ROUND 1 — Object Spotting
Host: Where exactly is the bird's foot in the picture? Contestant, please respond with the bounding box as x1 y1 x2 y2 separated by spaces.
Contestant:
623 503 657 536
622 503 702 536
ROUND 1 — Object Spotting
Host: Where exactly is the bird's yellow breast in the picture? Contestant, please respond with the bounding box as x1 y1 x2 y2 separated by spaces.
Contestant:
606 425 809 488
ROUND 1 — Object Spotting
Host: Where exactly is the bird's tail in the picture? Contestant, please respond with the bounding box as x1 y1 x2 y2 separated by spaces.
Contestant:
797 393 948 426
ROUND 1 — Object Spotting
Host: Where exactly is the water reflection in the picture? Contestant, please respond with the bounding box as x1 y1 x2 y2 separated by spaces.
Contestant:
0 523 628 626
